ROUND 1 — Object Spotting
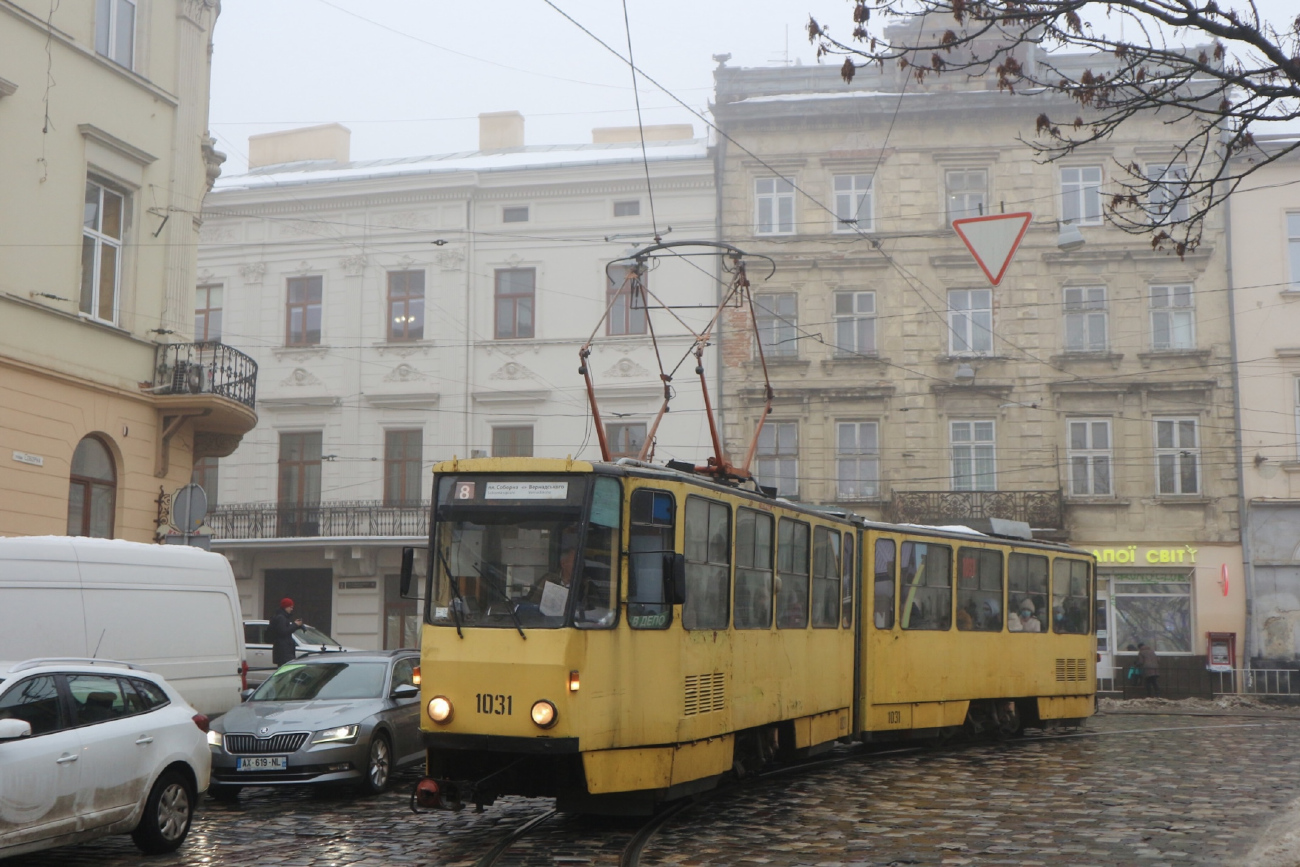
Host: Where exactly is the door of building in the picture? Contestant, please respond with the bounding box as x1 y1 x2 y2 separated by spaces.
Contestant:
264 569 334 637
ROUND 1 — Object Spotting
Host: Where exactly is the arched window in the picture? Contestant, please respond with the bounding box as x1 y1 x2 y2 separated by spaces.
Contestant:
67 436 116 537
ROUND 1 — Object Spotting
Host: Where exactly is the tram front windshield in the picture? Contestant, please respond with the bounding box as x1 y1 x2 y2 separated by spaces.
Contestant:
429 475 619 629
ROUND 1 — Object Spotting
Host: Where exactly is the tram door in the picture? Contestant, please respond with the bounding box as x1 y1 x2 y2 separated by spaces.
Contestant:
1095 578 1112 684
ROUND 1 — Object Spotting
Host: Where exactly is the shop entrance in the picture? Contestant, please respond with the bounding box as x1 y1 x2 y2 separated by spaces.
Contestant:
264 568 334 636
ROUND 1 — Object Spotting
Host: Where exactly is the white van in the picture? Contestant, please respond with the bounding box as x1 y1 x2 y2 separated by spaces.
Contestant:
0 537 246 716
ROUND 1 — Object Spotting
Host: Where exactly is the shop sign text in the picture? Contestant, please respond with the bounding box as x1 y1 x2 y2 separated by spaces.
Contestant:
1092 545 1198 565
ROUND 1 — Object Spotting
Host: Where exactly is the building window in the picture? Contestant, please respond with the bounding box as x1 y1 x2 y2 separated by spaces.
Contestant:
387 270 425 341
607 422 646 459
502 206 529 223
492 426 534 457
1147 163 1189 224
1155 418 1199 495
494 268 535 339
1113 574 1191 652
67 436 115 538
606 265 647 336
755 177 795 235
833 173 873 232
383 574 420 650
755 293 797 358
951 420 996 491
1295 378 1300 458
278 432 322 506
191 456 219 507
1063 286 1107 352
285 276 322 346
95 0 135 69
614 200 640 217
833 291 876 356
836 421 879 500
384 430 423 505
1288 213 1300 289
1068 419 1112 497
756 422 798 498
1150 284 1195 350
948 289 993 355
1060 166 1103 226
81 179 125 323
946 169 987 221
194 284 222 342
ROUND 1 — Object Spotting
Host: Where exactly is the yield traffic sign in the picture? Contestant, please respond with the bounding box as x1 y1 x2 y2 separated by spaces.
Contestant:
952 212 1033 286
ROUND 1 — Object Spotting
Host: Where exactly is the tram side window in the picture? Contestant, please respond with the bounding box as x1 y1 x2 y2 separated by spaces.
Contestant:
628 489 674 629
873 538 896 629
812 527 841 628
1052 558 1091 634
776 518 810 628
956 548 1003 632
899 542 951 630
734 508 774 629
683 497 730 630
575 476 620 629
841 533 855 628
1008 553 1048 633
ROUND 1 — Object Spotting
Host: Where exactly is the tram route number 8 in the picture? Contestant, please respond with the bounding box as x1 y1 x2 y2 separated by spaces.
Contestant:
476 693 513 715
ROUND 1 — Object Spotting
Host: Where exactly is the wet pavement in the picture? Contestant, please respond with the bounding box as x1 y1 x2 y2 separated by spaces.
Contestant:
8 711 1300 866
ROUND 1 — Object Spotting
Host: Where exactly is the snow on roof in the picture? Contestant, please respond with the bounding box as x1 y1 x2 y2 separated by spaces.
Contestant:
0 535 225 561
894 523 989 536
732 90 922 103
214 139 709 192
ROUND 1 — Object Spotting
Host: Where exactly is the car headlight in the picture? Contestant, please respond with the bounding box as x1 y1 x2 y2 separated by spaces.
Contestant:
530 699 557 729
310 724 359 744
427 696 452 723
207 730 223 748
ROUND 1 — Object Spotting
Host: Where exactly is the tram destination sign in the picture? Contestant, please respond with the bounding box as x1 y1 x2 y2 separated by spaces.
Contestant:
485 481 570 500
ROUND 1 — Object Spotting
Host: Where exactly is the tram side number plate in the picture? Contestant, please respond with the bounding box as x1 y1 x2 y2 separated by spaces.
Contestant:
476 693 513 715
236 756 287 771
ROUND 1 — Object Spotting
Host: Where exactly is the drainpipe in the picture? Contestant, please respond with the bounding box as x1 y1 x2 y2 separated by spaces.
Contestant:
1224 170 1256 668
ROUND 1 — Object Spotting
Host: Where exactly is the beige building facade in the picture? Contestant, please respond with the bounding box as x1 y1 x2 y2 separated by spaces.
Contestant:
0 0 256 542
712 42 1244 685
1227 136 1300 666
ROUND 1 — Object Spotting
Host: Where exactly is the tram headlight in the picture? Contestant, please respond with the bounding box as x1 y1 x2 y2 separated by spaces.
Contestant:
530 699 558 729
428 695 453 724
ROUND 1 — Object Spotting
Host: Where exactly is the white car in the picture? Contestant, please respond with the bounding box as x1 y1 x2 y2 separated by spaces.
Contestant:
0 658 211 859
243 620 358 685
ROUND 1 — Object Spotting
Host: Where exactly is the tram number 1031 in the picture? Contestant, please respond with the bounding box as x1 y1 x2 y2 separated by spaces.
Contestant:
476 693 513 716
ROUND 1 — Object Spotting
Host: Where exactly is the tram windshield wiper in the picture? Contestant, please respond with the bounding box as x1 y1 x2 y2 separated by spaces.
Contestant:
472 561 527 639
434 544 466 639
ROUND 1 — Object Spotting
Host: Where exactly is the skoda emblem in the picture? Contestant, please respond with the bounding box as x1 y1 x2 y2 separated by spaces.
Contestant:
259 726 270 735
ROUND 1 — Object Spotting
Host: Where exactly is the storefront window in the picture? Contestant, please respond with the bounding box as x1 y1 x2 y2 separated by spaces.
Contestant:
1112 574 1191 653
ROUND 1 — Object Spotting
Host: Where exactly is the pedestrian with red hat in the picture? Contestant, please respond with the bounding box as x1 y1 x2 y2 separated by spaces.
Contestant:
268 597 305 666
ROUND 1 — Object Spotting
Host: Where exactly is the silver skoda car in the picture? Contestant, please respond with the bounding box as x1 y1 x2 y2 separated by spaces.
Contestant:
207 650 421 799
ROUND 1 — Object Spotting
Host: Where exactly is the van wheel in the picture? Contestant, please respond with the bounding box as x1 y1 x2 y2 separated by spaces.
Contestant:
358 733 392 795
132 769 195 854
209 783 241 802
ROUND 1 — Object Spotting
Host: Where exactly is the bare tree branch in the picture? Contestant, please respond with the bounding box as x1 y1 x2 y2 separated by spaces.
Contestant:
808 0 1300 254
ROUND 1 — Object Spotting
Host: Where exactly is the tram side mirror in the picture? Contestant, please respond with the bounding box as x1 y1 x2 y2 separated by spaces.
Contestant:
399 547 416 598
664 553 686 605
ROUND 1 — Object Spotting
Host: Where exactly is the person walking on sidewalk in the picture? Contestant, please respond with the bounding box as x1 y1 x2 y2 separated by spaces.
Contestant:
1137 641 1160 697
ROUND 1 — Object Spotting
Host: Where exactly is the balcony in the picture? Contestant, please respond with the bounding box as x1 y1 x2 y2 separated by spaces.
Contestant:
208 501 430 540
146 342 259 472
886 490 1065 535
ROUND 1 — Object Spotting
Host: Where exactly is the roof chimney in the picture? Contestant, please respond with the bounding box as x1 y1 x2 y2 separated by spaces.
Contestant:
479 111 524 151
592 124 694 144
247 123 350 169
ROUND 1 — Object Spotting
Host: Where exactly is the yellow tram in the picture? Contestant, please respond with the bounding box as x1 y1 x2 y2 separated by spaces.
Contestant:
405 456 1096 813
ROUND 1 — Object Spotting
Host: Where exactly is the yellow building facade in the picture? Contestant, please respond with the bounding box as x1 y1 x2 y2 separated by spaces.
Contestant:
0 0 256 542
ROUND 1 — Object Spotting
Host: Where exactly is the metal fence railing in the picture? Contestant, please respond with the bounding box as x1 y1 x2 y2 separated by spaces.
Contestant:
152 342 258 410
1211 668 1300 697
886 489 1064 529
208 501 429 539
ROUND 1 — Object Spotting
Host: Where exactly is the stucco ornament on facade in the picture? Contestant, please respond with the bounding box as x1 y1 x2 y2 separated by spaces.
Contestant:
490 362 541 382
603 357 652 379
383 364 429 384
280 368 324 388
436 246 466 271
238 262 265 284
340 254 367 277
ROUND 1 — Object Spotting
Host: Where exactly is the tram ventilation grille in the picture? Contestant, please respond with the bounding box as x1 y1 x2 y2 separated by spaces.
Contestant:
683 672 725 716
225 732 310 755
1055 658 1089 682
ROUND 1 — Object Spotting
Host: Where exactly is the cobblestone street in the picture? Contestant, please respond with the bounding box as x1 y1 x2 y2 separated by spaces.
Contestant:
9 710 1300 867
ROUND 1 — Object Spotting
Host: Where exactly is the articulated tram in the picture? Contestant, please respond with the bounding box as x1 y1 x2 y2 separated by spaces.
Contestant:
404 456 1096 814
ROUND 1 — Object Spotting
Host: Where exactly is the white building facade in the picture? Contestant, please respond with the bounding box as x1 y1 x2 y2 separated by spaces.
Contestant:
196 117 718 649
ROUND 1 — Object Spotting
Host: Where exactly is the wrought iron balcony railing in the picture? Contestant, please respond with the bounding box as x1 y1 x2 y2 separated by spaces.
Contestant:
151 342 257 410
208 501 430 540
886 490 1064 530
